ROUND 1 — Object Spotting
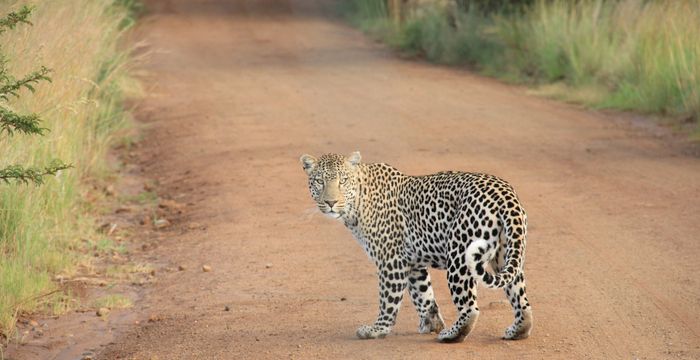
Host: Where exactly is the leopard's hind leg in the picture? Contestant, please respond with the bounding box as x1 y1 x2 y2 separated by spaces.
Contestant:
490 244 533 340
408 267 445 334
437 262 479 343
502 273 533 339
437 237 489 344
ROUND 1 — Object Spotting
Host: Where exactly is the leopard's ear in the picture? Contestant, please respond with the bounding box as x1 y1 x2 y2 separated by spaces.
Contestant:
300 154 317 175
347 151 361 166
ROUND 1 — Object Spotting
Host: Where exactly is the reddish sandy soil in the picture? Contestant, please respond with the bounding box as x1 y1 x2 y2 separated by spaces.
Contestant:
8 0 700 359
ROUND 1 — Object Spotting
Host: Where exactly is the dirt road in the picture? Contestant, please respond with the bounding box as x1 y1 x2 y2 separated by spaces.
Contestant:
96 0 700 358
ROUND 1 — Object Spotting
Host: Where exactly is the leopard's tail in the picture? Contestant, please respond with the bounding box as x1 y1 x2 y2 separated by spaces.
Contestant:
466 209 527 289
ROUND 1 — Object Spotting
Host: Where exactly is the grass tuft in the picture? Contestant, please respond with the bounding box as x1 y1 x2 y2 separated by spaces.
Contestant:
92 294 133 310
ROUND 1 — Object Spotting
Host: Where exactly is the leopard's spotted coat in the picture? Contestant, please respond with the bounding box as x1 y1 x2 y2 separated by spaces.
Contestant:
300 152 533 342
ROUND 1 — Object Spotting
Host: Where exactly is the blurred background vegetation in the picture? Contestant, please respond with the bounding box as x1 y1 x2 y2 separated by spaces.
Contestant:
0 0 138 338
343 0 700 132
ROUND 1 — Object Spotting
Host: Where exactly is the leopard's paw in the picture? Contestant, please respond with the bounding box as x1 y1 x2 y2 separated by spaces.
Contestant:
437 326 467 343
356 325 390 339
418 312 445 334
503 311 532 340
437 311 479 343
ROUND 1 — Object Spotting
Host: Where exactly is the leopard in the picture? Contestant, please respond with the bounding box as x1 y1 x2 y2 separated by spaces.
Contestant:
299 151 533 343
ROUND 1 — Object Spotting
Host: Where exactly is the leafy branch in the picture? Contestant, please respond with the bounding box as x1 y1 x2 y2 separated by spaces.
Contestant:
0 6 69 186
0 107 45 136
0 66 52 100
0 161 72 185
0 5 32 35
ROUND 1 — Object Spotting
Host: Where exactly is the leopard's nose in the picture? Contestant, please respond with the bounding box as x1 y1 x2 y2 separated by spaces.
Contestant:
325 200 337 207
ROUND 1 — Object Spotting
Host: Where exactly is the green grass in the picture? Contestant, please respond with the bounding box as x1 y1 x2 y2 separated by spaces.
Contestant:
92 237 127 254
92 294 133 310
345 0 700 127
0 0 137 337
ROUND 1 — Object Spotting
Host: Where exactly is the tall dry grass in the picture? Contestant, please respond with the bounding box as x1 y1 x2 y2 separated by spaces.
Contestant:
0 0 135 337
500 0 700 119
346 0 700 125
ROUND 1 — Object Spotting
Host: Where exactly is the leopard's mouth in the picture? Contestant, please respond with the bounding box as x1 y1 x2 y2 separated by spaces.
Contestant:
326 211 342 219
322 209 343 218
320 207 344 219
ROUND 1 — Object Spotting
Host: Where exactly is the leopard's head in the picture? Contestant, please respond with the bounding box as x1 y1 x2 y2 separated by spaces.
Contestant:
299 152 361 219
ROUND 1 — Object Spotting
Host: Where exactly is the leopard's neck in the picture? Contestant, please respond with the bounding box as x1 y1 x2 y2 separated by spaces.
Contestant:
341 163 408 229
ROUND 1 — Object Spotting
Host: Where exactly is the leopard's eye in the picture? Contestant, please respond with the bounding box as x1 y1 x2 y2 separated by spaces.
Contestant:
314 178 323 185
339 177 348 184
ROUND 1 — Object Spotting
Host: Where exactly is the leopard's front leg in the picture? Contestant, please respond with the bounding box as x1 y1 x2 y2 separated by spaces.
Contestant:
356 258 408 339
